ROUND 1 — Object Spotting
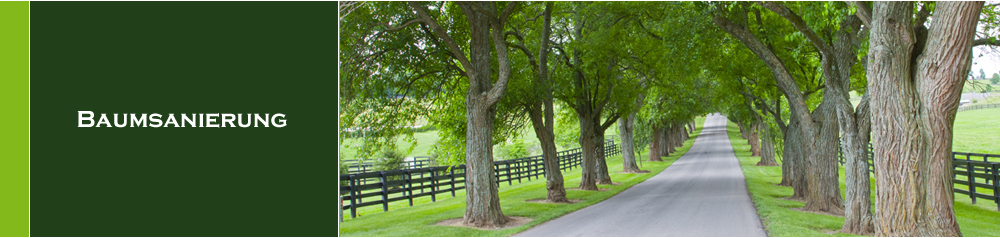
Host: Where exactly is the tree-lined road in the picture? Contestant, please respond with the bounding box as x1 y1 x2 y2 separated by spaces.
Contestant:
515 114 766 237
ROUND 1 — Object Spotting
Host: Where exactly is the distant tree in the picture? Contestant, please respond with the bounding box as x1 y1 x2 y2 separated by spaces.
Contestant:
991 73 999 84
980 68 987 80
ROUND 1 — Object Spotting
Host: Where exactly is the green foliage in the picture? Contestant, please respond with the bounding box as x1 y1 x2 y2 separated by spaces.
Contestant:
339 160 349 191
495 138 530 161
554 105 581 148
373 149 406 172
991 73 999 84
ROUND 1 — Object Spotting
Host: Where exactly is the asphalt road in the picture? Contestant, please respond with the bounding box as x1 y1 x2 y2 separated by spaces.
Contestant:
514 114 766 237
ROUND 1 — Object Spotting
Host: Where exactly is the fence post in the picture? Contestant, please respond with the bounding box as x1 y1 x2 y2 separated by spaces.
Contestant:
993 163 999 211
450 168 457 197
379 171 390 211
967 163 977 205
507 163 513 185
406 170 413 207
419 168 425 194
538 157 544 179
349 175 357 218
430 168 437 202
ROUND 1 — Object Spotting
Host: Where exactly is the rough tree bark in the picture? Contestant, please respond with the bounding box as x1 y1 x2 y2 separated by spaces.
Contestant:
801 96 844 215
867 2 981 236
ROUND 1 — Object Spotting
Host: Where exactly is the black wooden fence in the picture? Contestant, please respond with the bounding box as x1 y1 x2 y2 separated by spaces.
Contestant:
343 156 434 174
952 152 1000 210
339 139 621 218
957 103 1000 112
838 145 1000 210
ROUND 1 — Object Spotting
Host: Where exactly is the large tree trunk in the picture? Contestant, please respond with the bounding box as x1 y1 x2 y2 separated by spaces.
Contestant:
867 2 981 236
755 113 779 166
781 109 807 201
577 112 601 191
838 94 873 234
459 3 509 227
648 125 663 161
620 94 644 173
595 129 612 184
749 120 761 157
619 114 641 173
658 123 672 156
807 14 874 234
801 99 845 215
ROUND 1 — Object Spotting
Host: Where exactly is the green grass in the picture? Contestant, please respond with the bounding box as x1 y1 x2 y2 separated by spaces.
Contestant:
338 117 706 236
953 108 1000 156
726 120 1000 236
340 130 442 159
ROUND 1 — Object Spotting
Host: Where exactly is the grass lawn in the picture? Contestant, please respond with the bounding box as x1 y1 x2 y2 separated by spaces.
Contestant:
338 117 706 236
340 130 441 159
953 108 1000 156
726 120 1000 237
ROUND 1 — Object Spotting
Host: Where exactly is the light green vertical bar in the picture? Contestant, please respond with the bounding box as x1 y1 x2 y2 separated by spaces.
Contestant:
0 1 30 237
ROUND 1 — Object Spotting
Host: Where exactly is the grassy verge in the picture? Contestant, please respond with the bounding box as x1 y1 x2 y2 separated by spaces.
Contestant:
338 117 705 236
726 120 1000 237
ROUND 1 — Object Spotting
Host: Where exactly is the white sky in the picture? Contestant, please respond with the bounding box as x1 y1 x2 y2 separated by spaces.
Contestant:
972 46 1000 78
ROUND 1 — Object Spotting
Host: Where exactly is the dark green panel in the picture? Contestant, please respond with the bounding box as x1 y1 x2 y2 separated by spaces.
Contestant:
30 2 337 236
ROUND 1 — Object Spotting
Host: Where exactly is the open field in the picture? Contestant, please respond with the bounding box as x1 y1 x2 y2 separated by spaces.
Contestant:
726 120 1000 237
337 117 705 236
953 108 1000 156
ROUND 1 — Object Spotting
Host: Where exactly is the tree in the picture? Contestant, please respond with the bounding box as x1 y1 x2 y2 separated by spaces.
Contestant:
713 2 845 216
504 2 570 203
551 2 649 189
339 1 520 228
992 72 999 84
866 2 983 236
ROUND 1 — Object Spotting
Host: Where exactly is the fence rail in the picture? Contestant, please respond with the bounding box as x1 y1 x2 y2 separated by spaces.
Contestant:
838 144 1000 210
339 139 621 218
343 156 433 174
957 103 1000 112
